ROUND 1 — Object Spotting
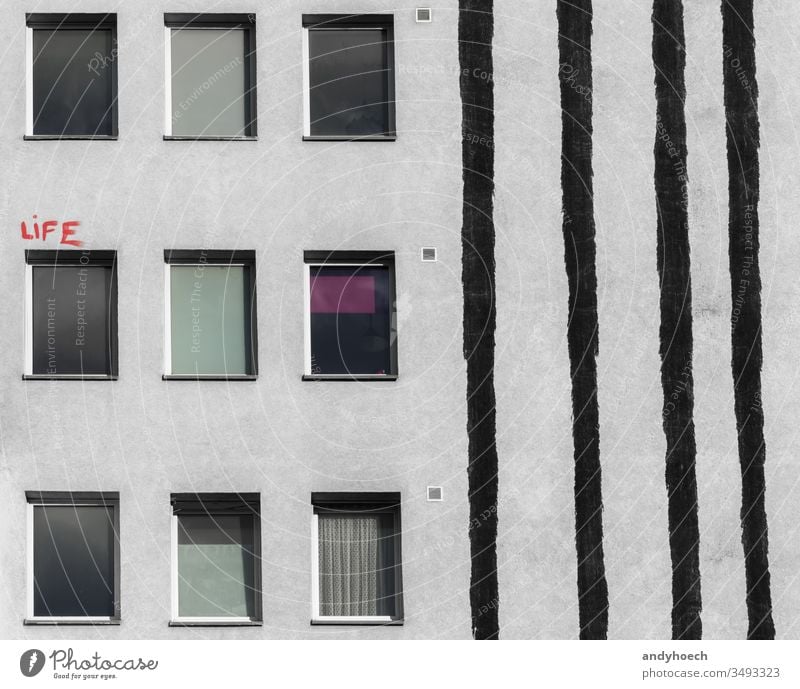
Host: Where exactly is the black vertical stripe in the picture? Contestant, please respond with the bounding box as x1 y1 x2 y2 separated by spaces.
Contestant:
460 0 500 640
557 0 609 640
652 0 703 640
721 0 775 640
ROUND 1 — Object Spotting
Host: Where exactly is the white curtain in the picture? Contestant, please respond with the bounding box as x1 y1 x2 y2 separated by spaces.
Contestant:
318 515 380 616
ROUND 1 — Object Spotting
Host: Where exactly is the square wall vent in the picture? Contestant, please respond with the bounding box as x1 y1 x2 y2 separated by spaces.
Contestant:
427 486 443 501
416 8 432 23
421 247 437 262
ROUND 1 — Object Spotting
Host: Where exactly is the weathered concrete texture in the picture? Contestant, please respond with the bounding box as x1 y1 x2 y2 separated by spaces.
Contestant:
753 0 800 641
494 1 578 640
497 0 797 640
587 0 674 639
683 0 749 642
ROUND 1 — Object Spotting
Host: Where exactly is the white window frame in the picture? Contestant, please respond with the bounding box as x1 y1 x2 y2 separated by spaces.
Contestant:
26 499 119 624
302 27 310 137
310 510 399 624
163 261 252 378
163 26 172 136
170 509 260 625
163 262 172 374
25 27 33 136
302 23 394 138
24 264 33 375
304 262 393 378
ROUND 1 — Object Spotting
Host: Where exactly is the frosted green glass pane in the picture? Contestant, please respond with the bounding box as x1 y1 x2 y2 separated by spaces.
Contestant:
177 515 255 618
170 265 250 375
171 28 248 136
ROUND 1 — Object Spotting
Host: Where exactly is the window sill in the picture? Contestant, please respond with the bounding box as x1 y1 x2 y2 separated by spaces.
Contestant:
23 374 118 381
302 374 398 382
162 374 258 381
311 617 403 626
25 618 121 626
302 135 396 142
169 619 263 627
163 135 258 142
24 135 118 141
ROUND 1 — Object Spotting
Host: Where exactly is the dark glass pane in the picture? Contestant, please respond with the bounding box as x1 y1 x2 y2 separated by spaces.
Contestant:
33 505 115 617
177 514 256 618
308 28 390 136
309 265 392 375
33 28 114 136
32 265 113 375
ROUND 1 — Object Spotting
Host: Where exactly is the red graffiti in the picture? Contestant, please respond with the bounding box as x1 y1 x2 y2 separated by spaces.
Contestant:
20 216 82 247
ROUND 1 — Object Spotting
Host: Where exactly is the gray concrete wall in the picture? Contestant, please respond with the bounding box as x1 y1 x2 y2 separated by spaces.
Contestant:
495 0 800 639
1 0 799 640
493 0 800 640
0 0 470 640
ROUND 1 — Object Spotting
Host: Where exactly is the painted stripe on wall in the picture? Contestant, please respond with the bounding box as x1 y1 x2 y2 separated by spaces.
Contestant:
459 0 500 640
556 0 609 640
652 0 703 640
721 0 775 640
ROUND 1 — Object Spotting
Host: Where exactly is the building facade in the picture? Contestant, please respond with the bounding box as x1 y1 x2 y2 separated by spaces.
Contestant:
1 0 799 640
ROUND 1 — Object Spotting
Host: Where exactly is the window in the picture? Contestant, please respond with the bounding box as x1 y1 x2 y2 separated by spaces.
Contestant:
170 493 262 625
164 13 257 139
302 14 395 140
24 250 118 379
26 492 120 624
303 251 398 380
164 250 257 379
26 13 118 138
311 493 403 624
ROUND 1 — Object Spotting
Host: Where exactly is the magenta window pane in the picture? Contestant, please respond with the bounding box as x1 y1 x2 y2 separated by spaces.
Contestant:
309 265 391 375
310 275 376 314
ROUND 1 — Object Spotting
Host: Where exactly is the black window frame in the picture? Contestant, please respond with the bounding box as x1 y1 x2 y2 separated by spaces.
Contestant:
169 492 263 627
25 13 119 140
303 250 398 381
163 249 258 381
164 13 258 141
25 491 121 625
24 250 119 380
311 492 403 625
302 14 396 141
